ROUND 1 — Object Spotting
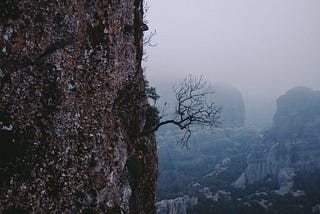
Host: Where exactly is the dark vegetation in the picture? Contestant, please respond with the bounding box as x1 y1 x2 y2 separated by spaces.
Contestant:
157 126 320 213
187 171 320 214
294 172 320 206
156 127 258 200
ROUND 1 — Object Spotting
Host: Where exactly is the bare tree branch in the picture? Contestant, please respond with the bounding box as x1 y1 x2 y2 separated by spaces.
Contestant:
143 75 221 146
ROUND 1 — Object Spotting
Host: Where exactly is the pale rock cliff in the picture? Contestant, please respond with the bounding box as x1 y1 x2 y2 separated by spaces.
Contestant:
156 195 198 214
233 87 320 193
272 86 320 140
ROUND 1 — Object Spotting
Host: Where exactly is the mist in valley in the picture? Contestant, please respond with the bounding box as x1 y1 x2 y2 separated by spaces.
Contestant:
145 0 320 127
143 0 320 213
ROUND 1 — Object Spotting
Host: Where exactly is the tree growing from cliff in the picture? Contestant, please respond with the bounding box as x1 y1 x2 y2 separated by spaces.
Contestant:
143 75 221 145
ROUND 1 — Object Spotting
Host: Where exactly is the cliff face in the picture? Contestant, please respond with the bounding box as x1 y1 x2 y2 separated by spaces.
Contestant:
272 87 320 140
233 87 320 192
232 141 294 191
0 0 157 213
156 195 198 214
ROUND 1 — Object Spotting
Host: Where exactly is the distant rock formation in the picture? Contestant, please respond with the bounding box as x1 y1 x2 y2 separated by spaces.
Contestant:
213 83 245 128
157 127 258 196
272 86 320 140
156 195 198 214
233 140 294 188
233 87 320 192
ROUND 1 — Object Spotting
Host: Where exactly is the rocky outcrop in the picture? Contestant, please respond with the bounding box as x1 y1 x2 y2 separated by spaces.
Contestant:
213 83 245 127
233 141 292 189
0 0 157 213
233 87 320 192
157 127 258 196
271 86 320 140
156 195 198 214
312 204 320 213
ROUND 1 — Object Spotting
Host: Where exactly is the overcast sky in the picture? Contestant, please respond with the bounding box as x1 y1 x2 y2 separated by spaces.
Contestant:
144 0 320 100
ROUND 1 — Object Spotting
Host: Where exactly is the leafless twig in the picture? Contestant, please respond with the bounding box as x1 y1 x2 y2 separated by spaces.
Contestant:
143 75 221 146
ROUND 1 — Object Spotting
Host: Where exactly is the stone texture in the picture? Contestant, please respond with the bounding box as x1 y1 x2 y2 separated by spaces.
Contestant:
272 86 320 140
233 87 320 192
156 195 198 214
0 0 157 213
233 141 292 188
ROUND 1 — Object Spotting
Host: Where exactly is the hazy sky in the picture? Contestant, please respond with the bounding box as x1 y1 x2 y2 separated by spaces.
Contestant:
145 0 320 99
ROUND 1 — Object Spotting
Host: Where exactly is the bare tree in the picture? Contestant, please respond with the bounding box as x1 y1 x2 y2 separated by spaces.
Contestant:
142 1 157 62
143 75 221 146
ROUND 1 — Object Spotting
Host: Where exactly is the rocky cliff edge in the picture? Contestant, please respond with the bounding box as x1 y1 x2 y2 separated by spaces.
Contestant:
0 0 157 213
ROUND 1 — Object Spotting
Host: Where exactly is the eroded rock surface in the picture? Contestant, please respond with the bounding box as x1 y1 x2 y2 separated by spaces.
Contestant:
272 86 320 140
156 195 198 214
233 87 320 193
0 0 157 213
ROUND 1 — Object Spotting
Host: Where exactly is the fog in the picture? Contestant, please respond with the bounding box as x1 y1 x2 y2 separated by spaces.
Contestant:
144 0 320 126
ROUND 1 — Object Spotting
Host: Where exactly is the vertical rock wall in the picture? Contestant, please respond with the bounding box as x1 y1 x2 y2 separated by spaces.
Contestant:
233 87 320 192
0 0 157 213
